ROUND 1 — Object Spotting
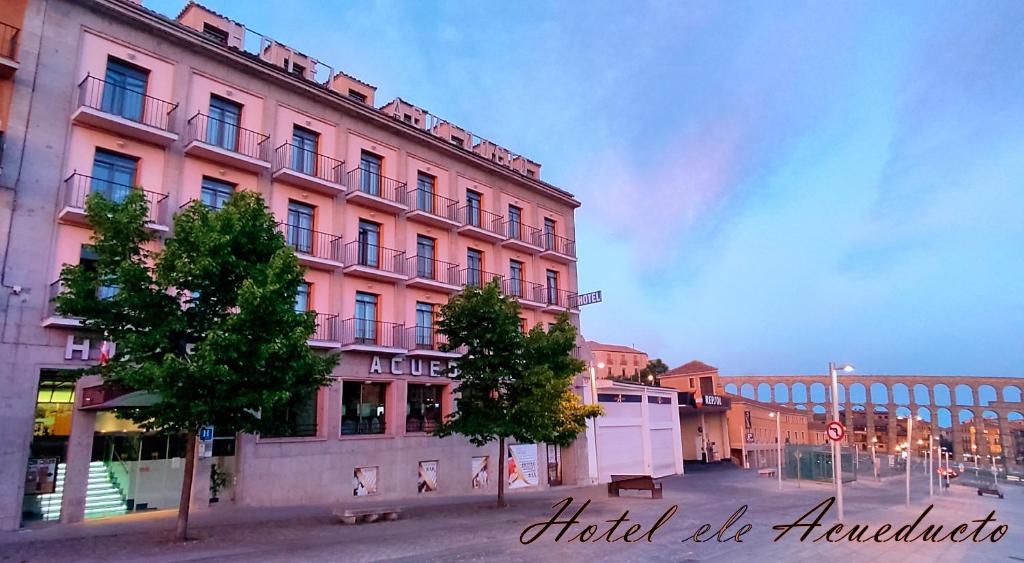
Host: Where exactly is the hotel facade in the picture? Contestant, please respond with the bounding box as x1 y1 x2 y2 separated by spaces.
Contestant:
0 0 586 529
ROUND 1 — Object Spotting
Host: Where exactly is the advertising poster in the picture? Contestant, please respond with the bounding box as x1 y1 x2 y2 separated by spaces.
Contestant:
352 466 378 496
418 460 438 493
507 443 539 489
471 456 489 489
25 458 57 495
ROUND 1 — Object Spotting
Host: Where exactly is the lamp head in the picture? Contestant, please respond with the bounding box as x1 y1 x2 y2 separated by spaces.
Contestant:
597 362 606 369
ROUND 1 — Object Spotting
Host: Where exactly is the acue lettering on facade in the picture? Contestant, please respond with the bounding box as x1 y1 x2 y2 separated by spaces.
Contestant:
368 355 460 378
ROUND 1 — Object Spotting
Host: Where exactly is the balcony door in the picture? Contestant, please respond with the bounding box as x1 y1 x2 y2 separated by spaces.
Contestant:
416 235 435 279
544 218 556 250
359 151 382 196
287 201 315 254
291 126 318 175
466 190 481 227
91 149 137 203
101 58 148 122
415 302 434 347
416 172 435 213
508 205 522 239
357 220 380 268
467 248 483 287
546 269 559 304
355 292 378 343
509 260 523 298
207 95 241 151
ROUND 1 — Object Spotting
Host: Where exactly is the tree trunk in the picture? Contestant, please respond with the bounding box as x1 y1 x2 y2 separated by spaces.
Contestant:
497 436 507 508
175 431 197 542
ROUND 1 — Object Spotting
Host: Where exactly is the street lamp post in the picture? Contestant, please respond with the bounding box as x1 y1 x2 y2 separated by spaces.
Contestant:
871 437 879 481
588 361 606 484
771 411 782 491
927 435 934 497
904 416 914 506
828 362 854 522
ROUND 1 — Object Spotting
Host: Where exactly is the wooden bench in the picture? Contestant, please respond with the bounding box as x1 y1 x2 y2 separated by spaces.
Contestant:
976 487 1004 499
608 474 662 499
757 468 776 477
333 506 402 525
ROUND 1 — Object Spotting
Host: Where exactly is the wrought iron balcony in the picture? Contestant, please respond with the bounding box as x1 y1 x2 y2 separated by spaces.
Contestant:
456 206 505 243
272 143 346 194
342 241 407 282
308 312 340 348
73 75 179 145
540 232 577 262
280 223 343 269
502 220 542 252
344 167 408 213
339 318 406 351
406 188 459 228
405 256 460 291
457 267 502 290
59 173 169 229
543 287 580 311
184 112 271 170
502 278 545 308
0 22 19 77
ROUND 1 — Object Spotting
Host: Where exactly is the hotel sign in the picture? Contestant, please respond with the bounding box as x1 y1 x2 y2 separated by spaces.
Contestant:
572 291 602 308
369 356 459 378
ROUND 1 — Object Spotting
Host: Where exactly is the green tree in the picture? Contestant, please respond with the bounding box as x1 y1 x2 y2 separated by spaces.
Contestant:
640 358 670 386
434 279 601 507
55 190 337 540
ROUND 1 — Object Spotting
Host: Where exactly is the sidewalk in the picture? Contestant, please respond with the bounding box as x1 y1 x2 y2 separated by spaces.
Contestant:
1 484 592 546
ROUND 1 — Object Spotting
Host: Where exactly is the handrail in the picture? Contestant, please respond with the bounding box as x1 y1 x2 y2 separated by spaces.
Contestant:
273 143 345 185
407 188 458 222
186 112 270 161
77 74 178 131
63 172 169 224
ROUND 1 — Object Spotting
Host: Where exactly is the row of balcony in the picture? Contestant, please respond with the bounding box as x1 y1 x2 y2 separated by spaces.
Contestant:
0 21 19 78
42 280 571 354
69 75 577 261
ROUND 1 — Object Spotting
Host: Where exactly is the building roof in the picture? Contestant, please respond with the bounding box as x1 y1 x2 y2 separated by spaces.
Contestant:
662 360 718 378
586 341 646 355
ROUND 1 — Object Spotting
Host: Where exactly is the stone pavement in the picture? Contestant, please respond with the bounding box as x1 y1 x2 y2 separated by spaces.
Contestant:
2 463 1020 562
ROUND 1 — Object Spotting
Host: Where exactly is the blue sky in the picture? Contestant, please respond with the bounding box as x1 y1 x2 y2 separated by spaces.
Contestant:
150 1 1024 376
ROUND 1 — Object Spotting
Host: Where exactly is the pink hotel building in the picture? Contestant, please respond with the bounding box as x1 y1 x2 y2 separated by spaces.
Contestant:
0 0 587 529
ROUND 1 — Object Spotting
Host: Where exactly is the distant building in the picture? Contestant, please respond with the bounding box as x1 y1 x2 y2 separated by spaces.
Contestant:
586 341 649 380
661 360 732 463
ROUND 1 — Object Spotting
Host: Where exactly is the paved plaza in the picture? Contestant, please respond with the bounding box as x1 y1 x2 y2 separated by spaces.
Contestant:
2 463 1020 562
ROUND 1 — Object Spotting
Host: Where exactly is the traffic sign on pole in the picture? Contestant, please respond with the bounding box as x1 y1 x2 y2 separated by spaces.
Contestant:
826 421 846 442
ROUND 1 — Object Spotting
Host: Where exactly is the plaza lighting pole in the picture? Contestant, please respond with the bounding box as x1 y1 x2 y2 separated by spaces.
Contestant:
589 361 606 484
771 412 782 491
871 437 879 481
928 436 934 497
829 362 853 522
905 416 914 506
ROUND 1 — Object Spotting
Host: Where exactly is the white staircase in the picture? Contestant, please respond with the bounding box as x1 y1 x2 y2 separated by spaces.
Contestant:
37 461 128 520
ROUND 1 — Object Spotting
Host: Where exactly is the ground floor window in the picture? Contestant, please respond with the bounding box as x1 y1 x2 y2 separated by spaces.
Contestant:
342 381 388 435
406 384 442 433
262 389 319 438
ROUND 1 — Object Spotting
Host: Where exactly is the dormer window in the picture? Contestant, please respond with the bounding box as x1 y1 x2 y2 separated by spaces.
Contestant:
451 135 464 147
348 89 367 104
202 23 229 45
403 114 412 124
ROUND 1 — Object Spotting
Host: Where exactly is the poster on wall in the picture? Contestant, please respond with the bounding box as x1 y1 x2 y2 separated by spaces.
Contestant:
507 443 540 489
25 458 57 495
353 466 378 496
418 460 438 493
471 456 489 489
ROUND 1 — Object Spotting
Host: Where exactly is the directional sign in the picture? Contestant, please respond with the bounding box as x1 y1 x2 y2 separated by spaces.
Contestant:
826 421 846 442
198 425 215 458
199 426 214 441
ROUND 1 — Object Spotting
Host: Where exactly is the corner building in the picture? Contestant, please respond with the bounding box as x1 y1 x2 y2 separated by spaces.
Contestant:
0 0 584 529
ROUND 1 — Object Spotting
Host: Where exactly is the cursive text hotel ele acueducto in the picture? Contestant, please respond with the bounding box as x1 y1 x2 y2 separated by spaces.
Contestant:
519 497 1009 545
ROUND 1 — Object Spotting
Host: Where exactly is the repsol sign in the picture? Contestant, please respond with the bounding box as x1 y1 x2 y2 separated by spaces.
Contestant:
702 394 724 407
369 356 460 378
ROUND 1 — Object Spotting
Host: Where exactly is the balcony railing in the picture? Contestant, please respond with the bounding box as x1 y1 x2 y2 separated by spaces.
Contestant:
63 173 168 225
542 232 577 259
343 241 405 274
77 75 178 132
346 167 406 204
186 112 270 162
544 287 579 310
405 325 449 352
339 318 404 348
503 220 541 247
406 256 460 285
280 223 343 263
310 312 338 342
273 143 345 185
0 22 19 62
457 267 502 289
502 278 544 302
457 206 504 236
408 189 458 222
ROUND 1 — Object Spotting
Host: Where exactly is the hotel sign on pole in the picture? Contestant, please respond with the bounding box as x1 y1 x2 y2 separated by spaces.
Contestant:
573 291 602 308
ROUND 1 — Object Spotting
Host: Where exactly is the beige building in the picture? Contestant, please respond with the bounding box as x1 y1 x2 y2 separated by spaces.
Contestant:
726 396 815 470
661 360 732 463
586 341 648 381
